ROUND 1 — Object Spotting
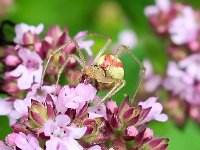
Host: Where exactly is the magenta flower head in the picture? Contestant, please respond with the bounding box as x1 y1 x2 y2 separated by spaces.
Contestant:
0 83 169 150
26 95 55 132
0 22 94 99
144 0 175 34
103 96 168 149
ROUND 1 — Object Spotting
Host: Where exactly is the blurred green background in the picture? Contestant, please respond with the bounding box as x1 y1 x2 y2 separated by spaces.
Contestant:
1 0 200 149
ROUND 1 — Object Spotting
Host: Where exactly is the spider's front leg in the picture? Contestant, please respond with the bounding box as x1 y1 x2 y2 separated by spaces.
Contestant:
88 33 112 64
40 39 86 87
115 45 146 104
101 79 126 103
56 54 84 87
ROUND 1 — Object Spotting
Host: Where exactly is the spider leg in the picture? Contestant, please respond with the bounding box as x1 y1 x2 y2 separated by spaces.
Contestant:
72 39 86 66
115 45 146 103
56 54 84 89
101 80 126 103
40 39 86 87
88 33 112 64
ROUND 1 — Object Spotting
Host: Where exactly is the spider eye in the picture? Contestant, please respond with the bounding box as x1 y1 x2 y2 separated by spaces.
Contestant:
97 54 124 80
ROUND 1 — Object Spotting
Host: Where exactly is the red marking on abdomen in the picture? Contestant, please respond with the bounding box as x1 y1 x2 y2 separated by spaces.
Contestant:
101 54 123 69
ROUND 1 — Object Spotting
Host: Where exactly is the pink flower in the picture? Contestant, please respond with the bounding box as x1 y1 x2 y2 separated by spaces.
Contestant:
87 145 102 150
0 98 19 125
44 115 87 150
9 48 43 89
143 60 162 92
13 99 29 118
144 0 171 17
139 97 168 122
26 83 56 103
13 84 56 118
163 59 200 104
74 31 94 56
56 83 97 113
179 54 200 81
168 6 198 45
163 61 194 96
88 97 107 119
0 98 13 116
6 132 42 150
0 141 12 150
14 23 44 44
117 29 137 49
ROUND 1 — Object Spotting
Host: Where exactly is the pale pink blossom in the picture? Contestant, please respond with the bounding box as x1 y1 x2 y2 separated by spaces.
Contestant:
0 141 12 150
44 115 87 150
169 6 199 45
118 29 137 48
56 83 97 113
13 84 56 118
74 31 94 56
87 145 101 150
163 61 194 97
13 99 29 118
14 23 44 44
5 132 42 150
144 0 171 17
139 97 168 122
88 97 107 119
163 59 200 104
143 60 162 92
0 98 19 125
9 48 43 89
26 83 56 103
179 54 200 81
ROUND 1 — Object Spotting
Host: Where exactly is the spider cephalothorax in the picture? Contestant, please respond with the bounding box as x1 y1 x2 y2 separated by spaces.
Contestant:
41 33 145 102
82 54 124 92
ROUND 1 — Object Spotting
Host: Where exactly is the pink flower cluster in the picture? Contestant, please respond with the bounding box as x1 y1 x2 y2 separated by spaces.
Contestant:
144 0 200 124
0 83 168 150
0 23 93 98
0 22 169 149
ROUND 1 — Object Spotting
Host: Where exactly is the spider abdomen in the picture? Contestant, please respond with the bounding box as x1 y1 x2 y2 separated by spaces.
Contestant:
97 54 124 80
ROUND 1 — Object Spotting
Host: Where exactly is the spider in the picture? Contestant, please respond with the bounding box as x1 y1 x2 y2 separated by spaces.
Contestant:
41 33 146 103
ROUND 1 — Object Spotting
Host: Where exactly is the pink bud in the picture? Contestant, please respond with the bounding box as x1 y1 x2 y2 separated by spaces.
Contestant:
189 40 200 52
4 55 20 67
5 133 17 146
3 82 20 95
126 125 138 137
106 100 118 113
144 128 154 139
